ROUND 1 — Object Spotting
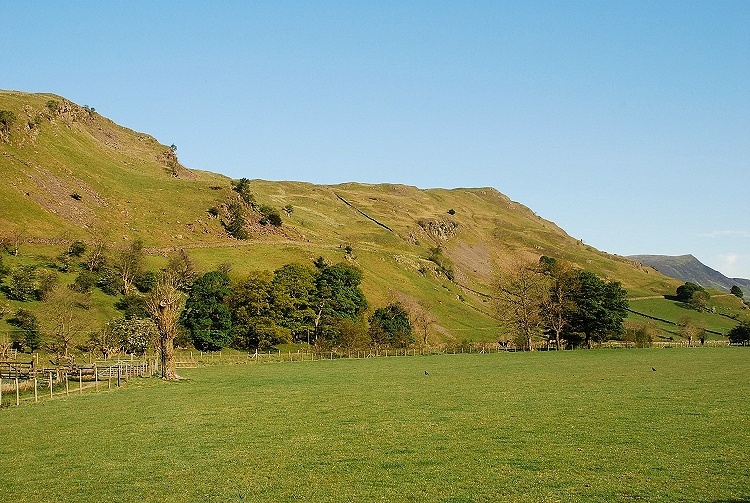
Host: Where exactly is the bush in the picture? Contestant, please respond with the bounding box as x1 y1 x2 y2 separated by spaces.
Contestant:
7 266 38 301
97 267 124 296
727 322 750 345
114 294 148 319
69 240 86 257
134 270 157 293
35 268 59 300
70 270 97 293
0 110 17 132
675 282 706 303
259 205 282 227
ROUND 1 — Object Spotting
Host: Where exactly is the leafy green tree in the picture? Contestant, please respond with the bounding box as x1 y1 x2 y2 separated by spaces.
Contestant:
7 265 38 301
730 285 744 298
315 263 368 341
675 282 705 303
232 178 255 206
727 321 750 345
109 317 158 356
566 271 629 348
689 290 710 312
369 302 414 348
182 271 233 351
271 263 317 341
224 202 248 239
134 270 157 293
229 271 289 349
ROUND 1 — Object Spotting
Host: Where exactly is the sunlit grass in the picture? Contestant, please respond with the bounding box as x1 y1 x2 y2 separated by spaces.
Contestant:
1 348 748 502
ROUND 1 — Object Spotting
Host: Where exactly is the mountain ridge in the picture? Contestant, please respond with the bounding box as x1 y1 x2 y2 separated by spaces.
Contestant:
628 254 750 294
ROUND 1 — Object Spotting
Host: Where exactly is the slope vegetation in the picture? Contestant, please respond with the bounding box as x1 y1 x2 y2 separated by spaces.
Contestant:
0 90 683 342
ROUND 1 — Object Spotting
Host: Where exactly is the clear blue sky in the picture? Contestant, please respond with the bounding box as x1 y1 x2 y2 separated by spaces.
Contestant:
5 1 750 278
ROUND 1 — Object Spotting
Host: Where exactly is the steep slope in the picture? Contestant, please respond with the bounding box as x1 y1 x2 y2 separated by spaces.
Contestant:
0 90 684 343
629 254 750 294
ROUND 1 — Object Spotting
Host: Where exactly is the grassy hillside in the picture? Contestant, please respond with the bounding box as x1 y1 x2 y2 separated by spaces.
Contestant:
0 90 714 346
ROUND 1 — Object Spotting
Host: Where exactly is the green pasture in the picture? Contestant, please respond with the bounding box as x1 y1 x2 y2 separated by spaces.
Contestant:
2 348 749 502
629 298 743 338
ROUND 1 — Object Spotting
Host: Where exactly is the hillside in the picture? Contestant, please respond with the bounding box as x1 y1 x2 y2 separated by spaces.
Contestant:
628 254 750 294
0 90 684 343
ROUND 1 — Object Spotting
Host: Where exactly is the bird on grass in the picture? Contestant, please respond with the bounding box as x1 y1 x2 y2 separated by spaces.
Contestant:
424 370 429 375
652 367 656 372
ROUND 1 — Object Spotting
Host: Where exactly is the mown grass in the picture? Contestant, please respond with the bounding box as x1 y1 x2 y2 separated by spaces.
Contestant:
1 349 748 502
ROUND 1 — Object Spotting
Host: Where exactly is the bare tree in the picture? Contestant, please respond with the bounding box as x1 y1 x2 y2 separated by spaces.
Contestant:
494 260 551 351
146 271 184 380
86 239 108 272
541 259 577 350
115 239 144 295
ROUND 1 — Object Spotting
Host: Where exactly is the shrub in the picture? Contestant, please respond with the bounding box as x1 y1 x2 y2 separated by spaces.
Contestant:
69 240 86 257
7 265 38 301
35 268 59 300
70 270 97 293
134 270 157 293
259 205 282 227
97 267 124 296
727 322 750 345
46 100 59 113
0 110 17 132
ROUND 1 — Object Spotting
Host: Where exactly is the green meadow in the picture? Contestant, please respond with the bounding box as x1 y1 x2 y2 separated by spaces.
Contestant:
1 348 749 502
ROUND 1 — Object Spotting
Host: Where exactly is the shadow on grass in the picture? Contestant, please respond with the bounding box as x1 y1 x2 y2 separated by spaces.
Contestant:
712 499 750 503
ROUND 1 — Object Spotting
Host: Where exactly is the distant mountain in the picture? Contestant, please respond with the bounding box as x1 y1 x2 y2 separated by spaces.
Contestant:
628 254 750 294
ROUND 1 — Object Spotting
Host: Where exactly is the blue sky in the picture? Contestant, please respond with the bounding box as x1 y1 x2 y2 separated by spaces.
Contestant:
5 1 750 278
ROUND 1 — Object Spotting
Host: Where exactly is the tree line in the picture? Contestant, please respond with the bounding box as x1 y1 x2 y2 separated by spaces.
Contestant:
494 256 629 350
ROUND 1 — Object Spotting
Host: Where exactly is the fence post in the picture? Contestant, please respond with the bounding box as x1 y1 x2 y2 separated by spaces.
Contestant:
65 373 69 396
79 372 83 395
49 372 53 398
34 376 38 403
16 376 20 406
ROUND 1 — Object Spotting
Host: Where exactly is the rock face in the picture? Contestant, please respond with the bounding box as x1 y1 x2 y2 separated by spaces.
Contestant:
417 217 458 241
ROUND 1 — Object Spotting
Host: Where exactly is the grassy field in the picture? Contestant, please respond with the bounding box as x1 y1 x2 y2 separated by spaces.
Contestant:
1 349 749 502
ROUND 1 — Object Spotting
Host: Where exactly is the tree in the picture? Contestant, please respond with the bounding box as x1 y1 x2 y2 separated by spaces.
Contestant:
85 240 107 272
270 263 317 341
182 271 233 351
0 109 16 133
730 285 744 299
224 202 248 239
675 282 705 303
7 265 38 301
540 257 577 350
369 303 414 348
228 271 290 350
146 271 185 380
35 268 59 300
115 239 144 295
566 271 629 348
68 240 86 257
689 290 710 312
232 178 255 206
494 260 550 350
167 249 199 292
678 316 705 346
727 322 750 345
315 263 368 341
